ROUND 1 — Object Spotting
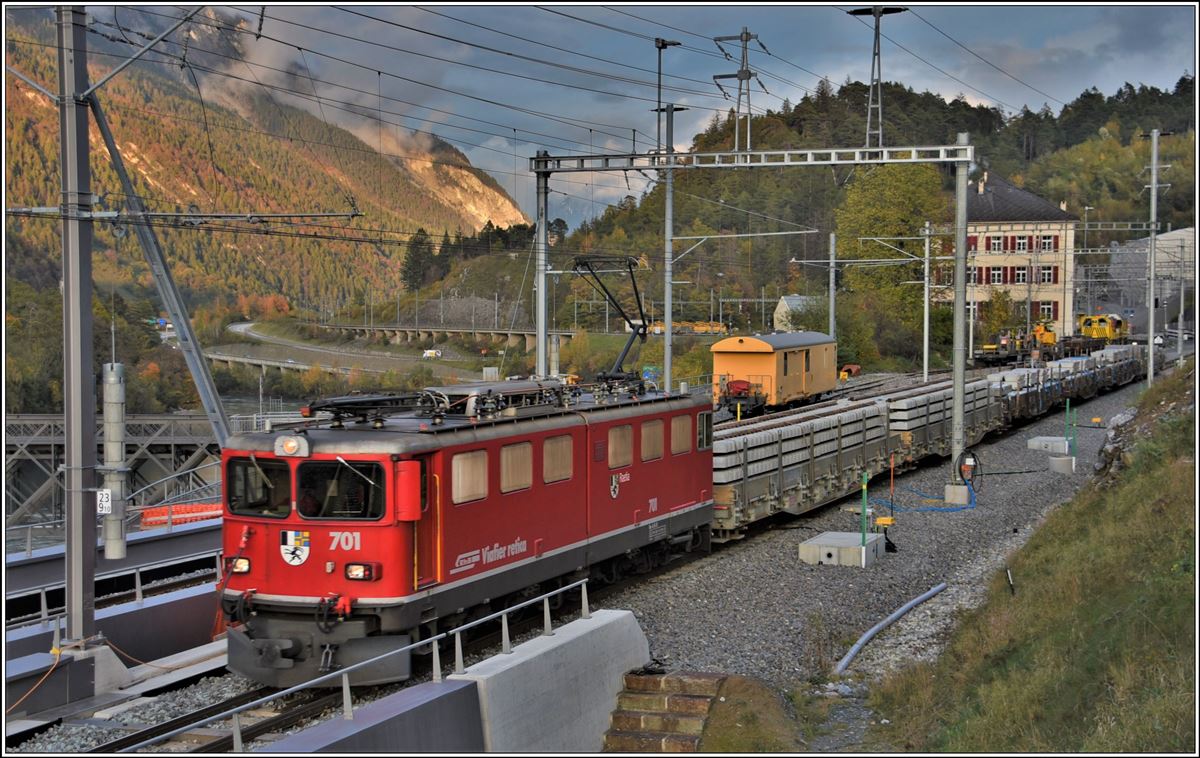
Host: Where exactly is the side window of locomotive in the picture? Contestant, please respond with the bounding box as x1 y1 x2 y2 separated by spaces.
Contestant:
501 442 533 494
641 420 664 462
296 461 384 520
608 425 632 469
671 415 691 455
227 458 292 517
697 412 714 451
543 434 573 484
451 450 488 504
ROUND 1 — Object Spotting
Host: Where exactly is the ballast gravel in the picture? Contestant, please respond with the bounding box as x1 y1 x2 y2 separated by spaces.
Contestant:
605 378 1149 689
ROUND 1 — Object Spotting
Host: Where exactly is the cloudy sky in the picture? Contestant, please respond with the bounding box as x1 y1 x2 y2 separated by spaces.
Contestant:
48 4 1200 227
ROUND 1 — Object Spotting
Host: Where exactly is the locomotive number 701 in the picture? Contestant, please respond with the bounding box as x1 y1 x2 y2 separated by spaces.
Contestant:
328 531 362 550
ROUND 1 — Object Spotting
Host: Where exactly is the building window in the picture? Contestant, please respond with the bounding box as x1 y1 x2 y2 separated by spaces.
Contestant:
1040 301 1055 320
966 301 979 320
967 265 978 284
1015 267 1028 284
452 450 488 504
640 420 664 462
990 268 1004 284
1016 236 1028 252
990 236 1003 252
500 442 532 494
543 435 573 484
670 415 691 455
1041 235 1054 251
608 425 632 469
1040 266 1054 284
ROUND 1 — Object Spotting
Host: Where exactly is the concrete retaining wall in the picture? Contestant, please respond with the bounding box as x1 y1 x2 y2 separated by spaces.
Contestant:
449 609 650 752
260 680 484 753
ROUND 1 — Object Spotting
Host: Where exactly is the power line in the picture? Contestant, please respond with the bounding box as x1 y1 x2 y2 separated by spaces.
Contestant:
837 5 1020 113
601 5 826 96
143 5 640 143
331 6 734 105
229 5 744 120
536 6 779 111
106 8 622 153
906 7 1067 107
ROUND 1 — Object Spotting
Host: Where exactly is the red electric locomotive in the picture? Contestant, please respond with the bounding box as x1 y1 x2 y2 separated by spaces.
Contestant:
219 378 714 687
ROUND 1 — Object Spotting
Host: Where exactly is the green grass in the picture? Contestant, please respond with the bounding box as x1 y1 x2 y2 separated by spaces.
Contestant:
869 360 1196 752
700 677 815 752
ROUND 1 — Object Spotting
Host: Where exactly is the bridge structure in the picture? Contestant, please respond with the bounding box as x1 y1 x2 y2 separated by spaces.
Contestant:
5 413 266 529
311 322 576 352
204 351 390 376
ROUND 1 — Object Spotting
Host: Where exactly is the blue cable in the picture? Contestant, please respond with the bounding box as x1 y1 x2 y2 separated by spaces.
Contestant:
867 478 976 514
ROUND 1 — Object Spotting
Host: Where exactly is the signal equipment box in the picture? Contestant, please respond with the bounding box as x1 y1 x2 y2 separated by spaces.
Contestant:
798 532 885 568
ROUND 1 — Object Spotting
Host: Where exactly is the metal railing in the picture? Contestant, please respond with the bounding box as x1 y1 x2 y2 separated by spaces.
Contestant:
121 579 591 752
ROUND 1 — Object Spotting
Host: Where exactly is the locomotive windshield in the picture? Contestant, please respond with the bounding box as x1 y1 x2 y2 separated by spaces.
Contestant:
297 460 385 520
227 456 292 517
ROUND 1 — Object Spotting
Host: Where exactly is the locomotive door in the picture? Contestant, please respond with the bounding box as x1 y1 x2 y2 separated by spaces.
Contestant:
398 457 439 590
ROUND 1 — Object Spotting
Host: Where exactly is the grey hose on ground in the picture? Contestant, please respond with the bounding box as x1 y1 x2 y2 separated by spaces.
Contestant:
834 582 948 676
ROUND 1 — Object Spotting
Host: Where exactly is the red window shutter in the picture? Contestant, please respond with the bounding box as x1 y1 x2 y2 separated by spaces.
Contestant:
1052 301 1059 320
1053 235 1059 251
1007 266 1014 284
1028 235 1035 250
968 235 978 251
1053 265 1059 284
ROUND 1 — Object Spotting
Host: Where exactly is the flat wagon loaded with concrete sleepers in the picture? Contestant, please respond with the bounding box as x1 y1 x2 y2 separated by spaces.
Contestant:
710 376 1010 541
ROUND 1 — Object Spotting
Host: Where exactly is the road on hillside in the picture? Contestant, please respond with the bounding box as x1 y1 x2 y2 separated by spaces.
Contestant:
221 322 481 381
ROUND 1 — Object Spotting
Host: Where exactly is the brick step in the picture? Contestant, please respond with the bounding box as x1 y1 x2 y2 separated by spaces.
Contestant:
603 729 701 753
623 672 724 697
616 692 713 716
610 709 705 735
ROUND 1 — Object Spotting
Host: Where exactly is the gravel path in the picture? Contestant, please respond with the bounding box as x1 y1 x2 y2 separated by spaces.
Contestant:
605 379 1147 690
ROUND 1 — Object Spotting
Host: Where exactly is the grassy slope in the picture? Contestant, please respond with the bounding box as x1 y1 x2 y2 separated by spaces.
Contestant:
870 360 1196 752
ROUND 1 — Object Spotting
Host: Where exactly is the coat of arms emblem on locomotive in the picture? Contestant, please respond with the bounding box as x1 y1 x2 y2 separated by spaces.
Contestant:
280 530 311 565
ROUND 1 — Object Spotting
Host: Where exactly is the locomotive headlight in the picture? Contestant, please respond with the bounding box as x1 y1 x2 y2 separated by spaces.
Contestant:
273 435 309 457
230 557 251 574
345 562 381 581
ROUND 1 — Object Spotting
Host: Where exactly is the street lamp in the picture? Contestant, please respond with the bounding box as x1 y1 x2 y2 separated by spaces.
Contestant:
655 38 681 155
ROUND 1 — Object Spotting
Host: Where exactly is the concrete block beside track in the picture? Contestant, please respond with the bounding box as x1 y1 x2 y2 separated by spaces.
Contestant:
259 679 484 753
449 609 650 752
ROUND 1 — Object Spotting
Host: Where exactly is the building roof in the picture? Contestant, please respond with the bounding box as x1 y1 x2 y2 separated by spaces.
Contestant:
967 173 1076 223
777 294 819 311
711 331 834 353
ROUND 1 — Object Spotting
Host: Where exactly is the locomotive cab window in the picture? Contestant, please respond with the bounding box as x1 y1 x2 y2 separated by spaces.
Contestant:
608 425 632 469
697 412 714 451
297 461 384 519
227 457 292 517
671 415 691 455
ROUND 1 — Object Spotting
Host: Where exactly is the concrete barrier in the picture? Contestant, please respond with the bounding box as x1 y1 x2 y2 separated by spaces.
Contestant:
260 680 484 753
449 609 650 752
